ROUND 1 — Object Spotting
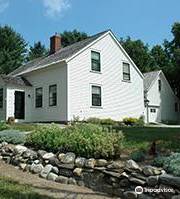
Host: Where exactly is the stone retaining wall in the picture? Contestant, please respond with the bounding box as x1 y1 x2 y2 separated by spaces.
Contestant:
0 142 180 199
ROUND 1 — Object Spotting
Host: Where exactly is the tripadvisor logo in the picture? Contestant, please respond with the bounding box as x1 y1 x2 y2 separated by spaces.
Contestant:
135 186 143 194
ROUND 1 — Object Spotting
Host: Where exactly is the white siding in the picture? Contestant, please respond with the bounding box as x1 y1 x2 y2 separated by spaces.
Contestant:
146 73 180 123
67 33 144 121
24 62 68 122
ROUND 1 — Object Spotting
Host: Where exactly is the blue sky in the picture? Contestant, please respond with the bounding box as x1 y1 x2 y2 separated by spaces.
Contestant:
0 0 180 48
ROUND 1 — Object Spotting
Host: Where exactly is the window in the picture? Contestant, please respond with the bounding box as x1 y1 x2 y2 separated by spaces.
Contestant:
123 62 130 81
0 88 3 108
150 108 156 113
91 51 101 72
92 86 101 107
175 102 178 112
49 85 57 106
35 87 43 108
158 80 161 91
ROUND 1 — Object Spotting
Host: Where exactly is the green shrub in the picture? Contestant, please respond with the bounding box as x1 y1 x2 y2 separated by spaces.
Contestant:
0 122 9 131
134 115 145 127
130 149 146 162
26 123 124 159
123 117 138 126
100 118 117 126
86 117 101 125
0 130 26 144
153 153 180 176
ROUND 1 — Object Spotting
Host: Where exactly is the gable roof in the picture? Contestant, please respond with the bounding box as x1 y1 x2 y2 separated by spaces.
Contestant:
143 70 161 92
9 30 109 76
0 75 32 87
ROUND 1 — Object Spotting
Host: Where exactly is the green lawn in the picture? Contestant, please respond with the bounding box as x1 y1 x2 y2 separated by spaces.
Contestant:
120 127 180 153
0 177 52 199
10 123 39 132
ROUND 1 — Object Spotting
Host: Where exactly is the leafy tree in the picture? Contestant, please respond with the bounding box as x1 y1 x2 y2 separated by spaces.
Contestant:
150 45 169 68
0 25 27 74
120 37 155 72
60 29 88 47
27 41 48 61
163 22 180 96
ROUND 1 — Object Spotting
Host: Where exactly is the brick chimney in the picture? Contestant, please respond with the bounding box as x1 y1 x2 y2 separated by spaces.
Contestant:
50 33 61 54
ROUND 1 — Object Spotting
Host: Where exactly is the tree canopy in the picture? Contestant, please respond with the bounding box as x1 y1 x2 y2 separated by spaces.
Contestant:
27 41 48 61
0 25 27 74
60 29 88 47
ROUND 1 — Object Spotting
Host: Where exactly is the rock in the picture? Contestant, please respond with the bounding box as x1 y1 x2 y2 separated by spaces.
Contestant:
47 172 58 181
19 163 27 171
147 175 159 186
59 168 74 177
129 177 146 185
68 177 77 185
0 155 3 160
77 181 84 187
125 160 141 171
14 145 27 155
159 174 180 188
103 170 121 178
119 178 129 186
42 152 55 160
52 166 59 174
73 168 82 176
56 163 74 170
56 175 69 184
172 195 180 199
49 157 59 166
131 173 146 181
143 166 161 176
33 160 40 164
22 149 37 159
58 153 65 161
85 158 96 168
30 163 43 174
75 157 86 168
61 152 76 164
1 142 8 146
95 159 108 167
37 150 47 158
40 164 53 178
107 161 124 169
123 191 137 199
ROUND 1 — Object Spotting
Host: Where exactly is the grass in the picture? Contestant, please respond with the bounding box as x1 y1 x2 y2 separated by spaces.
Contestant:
120 126 180 153
9 123 39 132
0 177 52 199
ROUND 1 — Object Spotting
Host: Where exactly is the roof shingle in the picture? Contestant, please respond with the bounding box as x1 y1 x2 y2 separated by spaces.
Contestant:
10 30 109 76
143 70 161 91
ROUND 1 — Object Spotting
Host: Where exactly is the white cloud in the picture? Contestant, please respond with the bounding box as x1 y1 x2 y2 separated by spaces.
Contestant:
42 0 70 18
0 0 9 13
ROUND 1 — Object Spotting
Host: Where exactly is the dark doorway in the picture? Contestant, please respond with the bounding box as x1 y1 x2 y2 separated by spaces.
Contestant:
15 91 25 119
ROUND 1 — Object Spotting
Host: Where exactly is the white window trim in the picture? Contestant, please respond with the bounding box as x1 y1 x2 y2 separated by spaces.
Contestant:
90 83 103 108
122 61 131 83
90 49 102 74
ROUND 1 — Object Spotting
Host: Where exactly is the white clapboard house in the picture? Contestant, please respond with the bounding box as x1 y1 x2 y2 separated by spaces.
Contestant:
0 30 145 123
144 70 180 123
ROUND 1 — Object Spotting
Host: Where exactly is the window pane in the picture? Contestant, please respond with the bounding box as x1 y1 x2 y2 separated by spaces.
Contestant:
91 51 101 72
123 63 130 81
49 85 57 106
92 86 101 106
0 88 3 108
91 51 100 60
123 63 130 73
35 87 43 108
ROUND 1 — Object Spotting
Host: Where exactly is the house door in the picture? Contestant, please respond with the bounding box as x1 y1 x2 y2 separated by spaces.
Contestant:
148 106 161 123
15 91 25 119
